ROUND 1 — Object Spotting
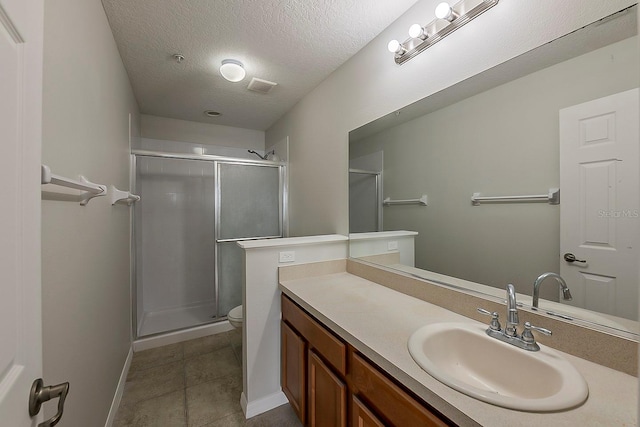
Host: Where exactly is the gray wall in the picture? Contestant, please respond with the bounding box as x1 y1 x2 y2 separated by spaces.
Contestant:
350 37 638 298
265 0 634 237
140 114 265 150
41 0 139 424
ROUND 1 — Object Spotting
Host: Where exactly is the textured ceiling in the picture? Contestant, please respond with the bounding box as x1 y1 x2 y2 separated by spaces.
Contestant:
101 0 419 130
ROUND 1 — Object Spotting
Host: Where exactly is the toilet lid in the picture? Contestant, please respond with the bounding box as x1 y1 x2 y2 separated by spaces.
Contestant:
228 305 243 320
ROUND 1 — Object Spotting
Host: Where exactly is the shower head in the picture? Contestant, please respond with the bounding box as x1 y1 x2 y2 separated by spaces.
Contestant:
248 149 279 161
247 150 268 160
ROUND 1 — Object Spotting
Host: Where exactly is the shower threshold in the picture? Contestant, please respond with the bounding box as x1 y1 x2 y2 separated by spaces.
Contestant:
138 303 222 337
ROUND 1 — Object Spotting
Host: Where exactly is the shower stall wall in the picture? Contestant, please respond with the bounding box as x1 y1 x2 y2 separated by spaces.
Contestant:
133 152 285 338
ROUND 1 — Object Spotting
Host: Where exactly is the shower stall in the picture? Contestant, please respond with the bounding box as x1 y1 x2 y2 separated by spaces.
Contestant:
349 168 382 233
132 152 286 338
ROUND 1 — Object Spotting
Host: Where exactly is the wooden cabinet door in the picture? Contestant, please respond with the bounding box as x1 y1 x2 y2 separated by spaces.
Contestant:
352 395 386 427
282 321 306 423
308 350 347 427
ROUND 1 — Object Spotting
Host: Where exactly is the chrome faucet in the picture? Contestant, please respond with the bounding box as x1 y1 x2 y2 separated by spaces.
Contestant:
505 283 519 337
532 272 572 309
477 284 552 351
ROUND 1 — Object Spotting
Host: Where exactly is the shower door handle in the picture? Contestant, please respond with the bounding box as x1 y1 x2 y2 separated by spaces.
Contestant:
29 378 70 427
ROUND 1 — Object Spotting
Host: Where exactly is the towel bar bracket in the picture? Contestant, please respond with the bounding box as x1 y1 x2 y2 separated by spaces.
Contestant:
79 176 107 206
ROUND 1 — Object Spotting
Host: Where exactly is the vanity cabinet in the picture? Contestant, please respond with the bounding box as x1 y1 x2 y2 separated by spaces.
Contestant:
281 294 451 427
282 293 347 426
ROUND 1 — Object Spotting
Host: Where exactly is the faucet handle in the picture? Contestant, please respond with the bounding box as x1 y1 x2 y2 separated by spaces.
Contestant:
521 321 552 343
477 308 501 331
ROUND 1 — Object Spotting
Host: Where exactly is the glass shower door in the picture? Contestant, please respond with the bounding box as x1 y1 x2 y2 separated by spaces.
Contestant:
215 162 283 317
135 156 216 337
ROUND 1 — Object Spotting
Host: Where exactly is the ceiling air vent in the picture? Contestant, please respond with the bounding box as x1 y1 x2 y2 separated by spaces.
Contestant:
247 77 278 94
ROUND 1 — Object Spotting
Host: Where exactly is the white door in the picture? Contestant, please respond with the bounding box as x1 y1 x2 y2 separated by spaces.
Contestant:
560 88 639 320
0 0 44 425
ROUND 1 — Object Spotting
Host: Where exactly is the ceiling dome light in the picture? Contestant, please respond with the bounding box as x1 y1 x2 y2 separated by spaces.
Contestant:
219 59 246 82
409 24 428 40
435 2 458 21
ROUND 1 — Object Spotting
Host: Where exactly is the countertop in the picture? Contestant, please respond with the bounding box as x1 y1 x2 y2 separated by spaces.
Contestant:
279 272 637 426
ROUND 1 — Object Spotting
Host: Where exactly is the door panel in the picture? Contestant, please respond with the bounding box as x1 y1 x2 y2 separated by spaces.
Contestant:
580 160 616 247
0 0 43 424
135 156 216 335
217 241 244 316
560 88 639 320
215 162 283 316
217 162 281 240
281 321 306 423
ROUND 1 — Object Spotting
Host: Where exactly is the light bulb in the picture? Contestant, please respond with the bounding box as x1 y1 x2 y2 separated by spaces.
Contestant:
219 59 246 82
387 40 401 53
435 2 457 21
409 24 428 40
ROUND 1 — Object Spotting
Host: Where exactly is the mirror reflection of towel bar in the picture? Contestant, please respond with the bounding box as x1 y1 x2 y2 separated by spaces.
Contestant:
471 188 559 206
383 195 428 206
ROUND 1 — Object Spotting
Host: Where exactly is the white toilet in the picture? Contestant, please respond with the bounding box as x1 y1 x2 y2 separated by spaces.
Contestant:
228 305 243 329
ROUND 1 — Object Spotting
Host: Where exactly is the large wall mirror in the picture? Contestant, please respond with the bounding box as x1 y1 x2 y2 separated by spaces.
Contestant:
349 5 639 338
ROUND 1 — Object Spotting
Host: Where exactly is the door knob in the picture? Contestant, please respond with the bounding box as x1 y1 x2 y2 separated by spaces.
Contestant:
563 253 587 263
29 378 69 427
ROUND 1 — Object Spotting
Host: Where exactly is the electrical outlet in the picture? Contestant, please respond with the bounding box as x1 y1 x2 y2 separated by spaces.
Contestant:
387 241 398 251
279 251 295 263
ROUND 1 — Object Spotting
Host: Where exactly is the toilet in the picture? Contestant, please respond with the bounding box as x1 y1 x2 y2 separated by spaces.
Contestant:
228 305 243 329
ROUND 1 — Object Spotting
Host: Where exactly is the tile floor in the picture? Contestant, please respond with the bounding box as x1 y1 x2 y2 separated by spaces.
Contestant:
114 330 302 427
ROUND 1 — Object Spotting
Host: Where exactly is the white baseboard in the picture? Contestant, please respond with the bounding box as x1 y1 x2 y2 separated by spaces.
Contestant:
241 390 289 419
133 321 234 351
104 346 133 427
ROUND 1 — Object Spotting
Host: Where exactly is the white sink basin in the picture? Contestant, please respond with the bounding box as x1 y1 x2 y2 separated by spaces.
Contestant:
408 322 589 411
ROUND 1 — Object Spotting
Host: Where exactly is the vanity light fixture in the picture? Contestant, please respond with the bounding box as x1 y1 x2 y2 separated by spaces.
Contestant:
219 59 246 82
389 0 499 65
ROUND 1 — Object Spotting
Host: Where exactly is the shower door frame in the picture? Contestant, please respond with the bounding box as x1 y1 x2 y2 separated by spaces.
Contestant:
349 168 383 232
130 150 288 339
